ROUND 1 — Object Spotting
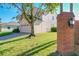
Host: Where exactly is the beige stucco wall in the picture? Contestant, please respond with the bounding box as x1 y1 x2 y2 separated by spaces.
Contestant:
1 28 14 32
19 12 57 33
19 25 31 33
19 16 31 33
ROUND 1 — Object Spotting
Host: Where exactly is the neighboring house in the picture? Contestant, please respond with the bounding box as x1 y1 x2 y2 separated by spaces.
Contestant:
0 22 18 32
19 11 57 33
52 11 57 27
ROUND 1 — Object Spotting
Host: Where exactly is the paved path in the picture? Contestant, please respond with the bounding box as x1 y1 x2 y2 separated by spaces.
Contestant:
0 33 27 40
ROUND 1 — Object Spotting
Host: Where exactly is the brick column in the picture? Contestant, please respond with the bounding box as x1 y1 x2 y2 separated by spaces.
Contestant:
57 12 75 55
74 21 79 55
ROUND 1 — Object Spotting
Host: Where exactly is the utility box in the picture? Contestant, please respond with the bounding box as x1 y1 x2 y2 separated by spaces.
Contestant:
57 12 75 55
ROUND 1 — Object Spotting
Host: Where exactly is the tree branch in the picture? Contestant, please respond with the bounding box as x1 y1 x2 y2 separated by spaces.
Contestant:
22 3 31 24
12 3 22 11
26 14 42 21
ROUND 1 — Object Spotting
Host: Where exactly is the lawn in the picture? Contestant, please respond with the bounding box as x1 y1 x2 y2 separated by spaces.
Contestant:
0 32 57 56
0 32 13 37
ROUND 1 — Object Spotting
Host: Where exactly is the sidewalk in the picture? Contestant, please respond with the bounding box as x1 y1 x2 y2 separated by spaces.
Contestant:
0 33 27 40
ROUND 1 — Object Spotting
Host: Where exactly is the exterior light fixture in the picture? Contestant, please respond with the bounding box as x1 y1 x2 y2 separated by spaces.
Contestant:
68 17 75 28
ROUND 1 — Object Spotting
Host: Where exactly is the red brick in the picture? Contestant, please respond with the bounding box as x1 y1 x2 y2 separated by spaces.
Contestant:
57 12 75 55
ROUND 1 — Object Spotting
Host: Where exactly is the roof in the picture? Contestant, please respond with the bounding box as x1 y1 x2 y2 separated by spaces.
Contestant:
0 22 18 26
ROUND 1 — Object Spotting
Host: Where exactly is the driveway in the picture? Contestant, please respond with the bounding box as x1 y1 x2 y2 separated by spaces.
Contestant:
0 33 28 40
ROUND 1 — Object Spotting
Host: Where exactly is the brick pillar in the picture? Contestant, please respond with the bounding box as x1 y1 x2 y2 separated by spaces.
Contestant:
57 12 75 55
74 21 79 55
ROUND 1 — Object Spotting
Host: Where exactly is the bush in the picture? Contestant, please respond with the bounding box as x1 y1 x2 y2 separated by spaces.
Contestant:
51 27 57 32
12 28 20 33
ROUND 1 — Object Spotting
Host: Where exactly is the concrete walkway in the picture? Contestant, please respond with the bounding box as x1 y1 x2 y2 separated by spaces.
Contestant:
0 33 27 40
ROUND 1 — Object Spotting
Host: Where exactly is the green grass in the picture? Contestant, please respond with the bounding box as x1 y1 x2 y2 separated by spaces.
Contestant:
0 32 57 56
0 32 13 37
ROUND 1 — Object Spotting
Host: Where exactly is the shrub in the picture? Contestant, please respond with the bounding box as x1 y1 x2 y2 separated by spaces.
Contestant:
12 28 20 33
51 27 57 32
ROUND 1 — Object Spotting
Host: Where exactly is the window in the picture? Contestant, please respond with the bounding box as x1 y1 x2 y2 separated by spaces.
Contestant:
52 16 54 20
7 27 10 29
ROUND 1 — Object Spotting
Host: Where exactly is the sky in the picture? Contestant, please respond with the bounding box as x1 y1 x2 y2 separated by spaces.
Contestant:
0 3 79 23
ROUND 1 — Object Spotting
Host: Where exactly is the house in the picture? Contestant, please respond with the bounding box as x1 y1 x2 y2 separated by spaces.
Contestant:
0 22 18 32
19 11 57 33
52 11 57 27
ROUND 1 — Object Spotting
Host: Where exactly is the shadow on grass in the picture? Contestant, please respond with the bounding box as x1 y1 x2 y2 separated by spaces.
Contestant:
48 51 59 56
17 40 56 56
48 51 78 56
0 37 25 45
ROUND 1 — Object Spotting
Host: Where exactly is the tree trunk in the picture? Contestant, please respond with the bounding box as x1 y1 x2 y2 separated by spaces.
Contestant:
30 21 35 36
26 4 35 38
26 20 35 39
60 3 63 13
30 3 35 37
70 3 73 12
26 20 35 38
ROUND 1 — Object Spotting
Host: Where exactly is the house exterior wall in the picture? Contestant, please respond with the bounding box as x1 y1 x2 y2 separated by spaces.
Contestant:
19 16 31 33
19 25 31 33
34 13 53 33
52 11 57 27
1 26 18 32
1 28 14 32
0 22 18 32
19 12 57 33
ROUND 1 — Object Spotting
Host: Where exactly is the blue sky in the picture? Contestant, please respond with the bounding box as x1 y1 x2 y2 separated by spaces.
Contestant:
0 4 18 22
0 3 79 23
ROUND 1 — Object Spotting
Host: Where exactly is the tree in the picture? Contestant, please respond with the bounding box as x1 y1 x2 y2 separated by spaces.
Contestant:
60 3 73 13
60 3 63 13
0 3 59 38
70 3 73 12
19 3 60 38
43 3 60 13
16 3 44 38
